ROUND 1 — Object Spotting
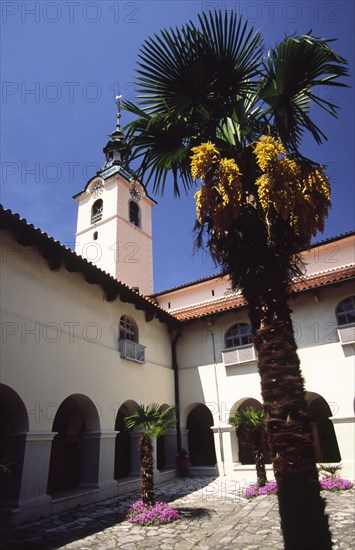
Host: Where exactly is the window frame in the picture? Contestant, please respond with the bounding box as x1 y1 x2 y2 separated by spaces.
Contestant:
91 199 103 224
119 315 138 344
225 322 253 349
118 315 145 363
129 200 141 228
335 296 355 326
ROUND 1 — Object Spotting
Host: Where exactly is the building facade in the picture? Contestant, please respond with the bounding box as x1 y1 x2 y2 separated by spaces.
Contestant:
1 109 354 526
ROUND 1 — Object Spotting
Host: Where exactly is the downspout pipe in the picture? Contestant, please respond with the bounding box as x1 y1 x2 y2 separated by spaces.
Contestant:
170 328 182 452
208 320 226 476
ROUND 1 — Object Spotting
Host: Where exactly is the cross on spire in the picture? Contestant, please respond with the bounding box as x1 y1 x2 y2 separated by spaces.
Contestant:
115 94 122 132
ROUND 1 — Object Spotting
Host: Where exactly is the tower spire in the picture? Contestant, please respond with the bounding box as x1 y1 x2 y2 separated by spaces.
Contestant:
102 94 125 168
115 94 122 133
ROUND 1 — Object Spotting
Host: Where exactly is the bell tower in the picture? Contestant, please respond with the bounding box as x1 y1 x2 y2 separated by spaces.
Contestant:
73 97 156 295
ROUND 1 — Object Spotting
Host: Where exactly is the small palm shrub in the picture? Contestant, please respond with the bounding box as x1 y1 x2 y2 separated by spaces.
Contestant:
318 463 343 478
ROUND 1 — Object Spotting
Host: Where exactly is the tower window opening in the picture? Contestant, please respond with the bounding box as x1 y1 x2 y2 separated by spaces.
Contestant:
93 231 98 241
129 201 141 228
91 199 103 224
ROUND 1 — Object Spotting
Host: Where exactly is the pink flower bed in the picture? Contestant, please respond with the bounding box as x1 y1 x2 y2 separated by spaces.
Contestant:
245 477 353 498
127 500 180 526
320 477 353 491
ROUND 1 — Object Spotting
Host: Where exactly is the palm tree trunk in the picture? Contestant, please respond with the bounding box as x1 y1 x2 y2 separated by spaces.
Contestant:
139 433 154 505
253 432 267 488
225 212 332 549
252 300 332 549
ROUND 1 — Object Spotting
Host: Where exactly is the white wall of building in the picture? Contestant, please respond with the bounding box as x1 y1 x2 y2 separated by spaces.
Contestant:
177 281 355 478
156 235 355 312
1 232 173 430
1 211 354 526
0 228 175 524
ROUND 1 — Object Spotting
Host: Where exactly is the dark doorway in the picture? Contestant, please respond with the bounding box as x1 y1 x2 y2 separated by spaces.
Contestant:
187 404 217 466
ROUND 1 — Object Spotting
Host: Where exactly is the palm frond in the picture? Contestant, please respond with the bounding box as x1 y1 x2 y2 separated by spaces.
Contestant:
122 10 265 195
260 33 349 151
124 403 176 438
229 407 265 430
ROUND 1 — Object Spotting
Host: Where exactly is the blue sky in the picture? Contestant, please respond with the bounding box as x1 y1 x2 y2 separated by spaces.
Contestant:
1 0 354 292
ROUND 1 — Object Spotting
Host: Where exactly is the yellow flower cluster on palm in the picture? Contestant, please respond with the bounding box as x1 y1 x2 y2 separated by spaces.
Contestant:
292 166 331 238
254 136 331 240
254 135 286 171
191 142 220 180
192 143 242 232
191 137 331 243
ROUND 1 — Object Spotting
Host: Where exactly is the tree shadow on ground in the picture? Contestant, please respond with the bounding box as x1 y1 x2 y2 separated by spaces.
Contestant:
0 476 218 550
176 507 214 521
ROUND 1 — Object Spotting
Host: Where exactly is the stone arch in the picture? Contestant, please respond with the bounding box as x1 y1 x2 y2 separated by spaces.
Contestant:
114 400 139 479
186 403 217 466
0 384 29 506
230 397 271 465
229 397 262 418
47 394 100 495
306 392 341 463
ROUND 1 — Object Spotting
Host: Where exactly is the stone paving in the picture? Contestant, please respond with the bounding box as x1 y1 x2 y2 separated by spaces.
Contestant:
1 476 354 549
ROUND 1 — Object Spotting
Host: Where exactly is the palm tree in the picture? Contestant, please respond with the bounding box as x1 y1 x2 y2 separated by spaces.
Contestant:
229 407 267 487
124 403 176 505
121 11 348 548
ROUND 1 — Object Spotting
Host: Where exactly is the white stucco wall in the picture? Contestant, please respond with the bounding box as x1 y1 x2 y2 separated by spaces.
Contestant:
177 281 355 477
301 235 355 275
156 235 355 311
0 230 173 434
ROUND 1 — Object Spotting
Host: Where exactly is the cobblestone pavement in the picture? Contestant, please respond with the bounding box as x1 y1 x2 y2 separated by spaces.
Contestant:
1 477 354 549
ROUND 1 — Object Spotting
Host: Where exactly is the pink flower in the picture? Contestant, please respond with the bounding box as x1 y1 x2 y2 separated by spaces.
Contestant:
320 476 353 492
126 500 180 526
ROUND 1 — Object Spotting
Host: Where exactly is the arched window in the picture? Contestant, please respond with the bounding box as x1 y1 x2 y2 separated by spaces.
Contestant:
93 231 98 241
336 296 355 326
119 315 138 343
225 323 253 348
129 201 140 227
118 315 145 363
91 199 103 224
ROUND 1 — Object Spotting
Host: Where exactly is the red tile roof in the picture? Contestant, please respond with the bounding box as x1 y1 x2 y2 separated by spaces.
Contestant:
171 264 355 321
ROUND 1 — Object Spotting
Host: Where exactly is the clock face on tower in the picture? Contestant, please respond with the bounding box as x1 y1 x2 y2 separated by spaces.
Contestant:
130 184 141 202
91 181 104 199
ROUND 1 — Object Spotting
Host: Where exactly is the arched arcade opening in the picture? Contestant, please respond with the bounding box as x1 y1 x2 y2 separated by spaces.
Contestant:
306 392 341 463
186 404 217 466
47 394 100 495
230 397 271 465
0 384 29 507
114 400 138 479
